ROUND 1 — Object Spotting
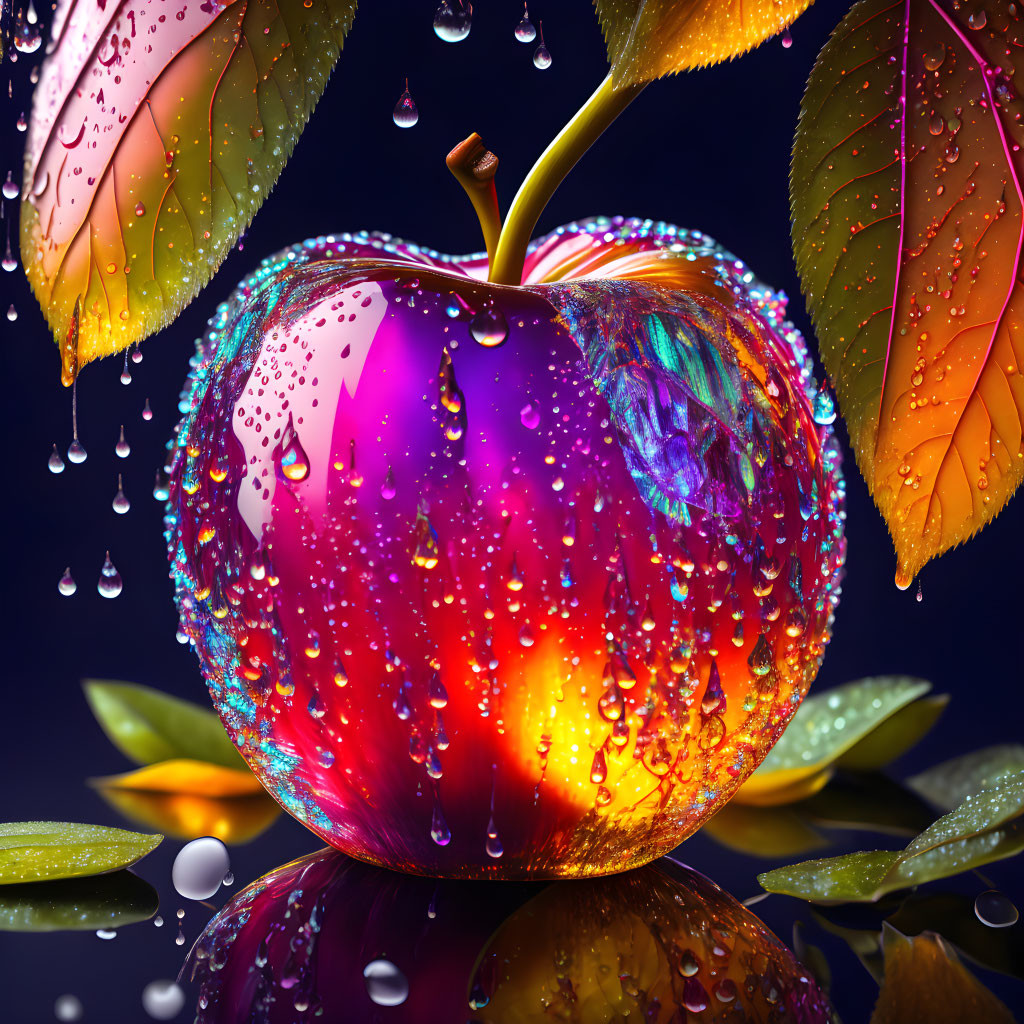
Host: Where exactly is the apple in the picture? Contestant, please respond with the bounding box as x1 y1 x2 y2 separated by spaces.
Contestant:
188 846 835 1023
166 215 845 878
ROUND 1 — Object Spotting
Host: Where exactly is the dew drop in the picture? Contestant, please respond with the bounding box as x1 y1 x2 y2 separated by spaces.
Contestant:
469 306 508 347
6 304 16 321
812 384 836 425
135 201 146 217
2 171 19 199
968 9 987 28
142 398 153 421
115 425 131 458
393 80 419 128
112 474 130 514
67 439 87 464
975 890 1019 928
432 0 471 42
97 552 123 599
171 837 230 901
363 959 409 1006
141 980 185 1020
58 567 76 596
514 3 536 42
54 995 83 1021
781 26 793 48
48 444 65 474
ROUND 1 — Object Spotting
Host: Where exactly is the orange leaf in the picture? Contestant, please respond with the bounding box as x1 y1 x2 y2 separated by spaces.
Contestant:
90 758 264 796
792 0 1024 584
21 0 357 383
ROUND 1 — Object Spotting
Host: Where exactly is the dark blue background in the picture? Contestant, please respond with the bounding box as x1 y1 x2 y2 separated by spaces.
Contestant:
1 0 1021 1020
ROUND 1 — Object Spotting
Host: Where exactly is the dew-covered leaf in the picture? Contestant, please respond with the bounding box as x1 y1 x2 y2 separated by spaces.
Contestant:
21 0 357 382
84 680 242 768
792 0 1024 584
908 745 1024 810
870 927 1017 1024
759 771 1024 903
0 822 162 884
0 871 158 932
595 0 814 85
733 677 932 806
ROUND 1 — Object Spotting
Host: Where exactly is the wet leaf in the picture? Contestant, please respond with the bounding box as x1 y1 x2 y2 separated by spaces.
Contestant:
908 745 1024 811
0 822 162 884
0 871 158 932
759 771 1024 903
792 0 1024 585
871 926 1016 1024
701 802 829 859
734 677 932 806
91 759 280 843
595 0 814 85
22 0 358 382
84 679 242 768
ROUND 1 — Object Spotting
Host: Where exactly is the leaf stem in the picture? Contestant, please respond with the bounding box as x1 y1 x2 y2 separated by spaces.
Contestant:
488 72 646 285
446 134 502 265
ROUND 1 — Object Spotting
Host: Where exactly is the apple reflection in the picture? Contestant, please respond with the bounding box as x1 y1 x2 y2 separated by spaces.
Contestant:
189 850 835 1022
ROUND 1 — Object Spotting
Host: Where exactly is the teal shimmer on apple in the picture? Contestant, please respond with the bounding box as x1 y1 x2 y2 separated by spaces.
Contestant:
166 216 845 879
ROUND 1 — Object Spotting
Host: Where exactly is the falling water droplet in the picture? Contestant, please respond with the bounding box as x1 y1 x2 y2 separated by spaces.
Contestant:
515 3 536 41
812 385 836 425
2 225 17 272
67 439 87 464
115 425 131 458
16 113 28 132
48 444 65 474
175 925 185 946
975 890 1019 928
915 579 923 603
142 398 153 421
6 304 16 321
485 814 504 858
432 0 471 42
172 837 230 900
97 552 123 598
131 346 143 364
363 959 409 1006
430 797 451 846
12 10 42 53
54 995 83 1022
533 21 552 69
469 306 508 347
112 474 130 514
381 465 396 499
393 80 419 128
153 471 170 502
277 414 310 481
2 171 19 199
781 26 793 48
141 980 186 1021
58 567 76 596
120 351 132 385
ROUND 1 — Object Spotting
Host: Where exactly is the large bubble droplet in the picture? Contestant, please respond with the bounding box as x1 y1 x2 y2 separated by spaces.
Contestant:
171 837 231 901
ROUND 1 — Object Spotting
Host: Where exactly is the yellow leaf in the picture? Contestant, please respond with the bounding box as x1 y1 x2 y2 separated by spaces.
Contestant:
90 759 264 796
730 766 834 807
595 0 814 85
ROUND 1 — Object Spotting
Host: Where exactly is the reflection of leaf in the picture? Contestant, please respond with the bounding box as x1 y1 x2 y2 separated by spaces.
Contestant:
908 745 1024 811
759 772 1024 903
22 0 358 381
91 759 280 844
595 0 813 85
800 774 937 837
871 926 1016 1024
811 907 885 983
0 822 161 884
792 0 1024 584
84 680 241 768
734 677 932 806
0 871 158 932
702 802 829 859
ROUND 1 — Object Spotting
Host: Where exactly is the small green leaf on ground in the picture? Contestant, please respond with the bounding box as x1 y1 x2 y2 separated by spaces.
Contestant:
0 822 162 885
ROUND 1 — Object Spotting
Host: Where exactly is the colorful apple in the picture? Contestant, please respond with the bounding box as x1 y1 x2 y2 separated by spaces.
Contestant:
166 215 845 878
188 847 836 1023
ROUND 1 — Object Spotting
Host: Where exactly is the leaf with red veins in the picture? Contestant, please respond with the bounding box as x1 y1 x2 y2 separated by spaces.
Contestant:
792 0 1024 584
21 0 357 384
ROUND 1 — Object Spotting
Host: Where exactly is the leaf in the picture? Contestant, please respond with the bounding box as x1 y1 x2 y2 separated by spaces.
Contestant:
837 696 949 771
91 759 280 843
908 744 1024 810
870 926 1017 1024
733 676 932 806
594 0 814 85
701 802 830 859
21 0 357 383
792 0 1024 584
0 822 162 884
758 771 1024 903
0 871 158 932
799 773 937 836
84 679 242 768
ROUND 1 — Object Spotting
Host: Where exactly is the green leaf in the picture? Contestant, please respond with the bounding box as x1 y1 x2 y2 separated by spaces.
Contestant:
84 679 241 768
736 676 933 805
908 745 1024 811
0 872 158 932
799 774 937 837
759 772 1024 904
0 822 162 885
837 695 949 772
594 0 814 86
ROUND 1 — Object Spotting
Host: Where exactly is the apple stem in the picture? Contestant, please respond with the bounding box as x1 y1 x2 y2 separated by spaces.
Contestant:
446 134 503 266
488 73 645 286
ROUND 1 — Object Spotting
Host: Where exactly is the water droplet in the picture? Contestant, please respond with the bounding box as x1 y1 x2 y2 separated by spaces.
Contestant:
975 890 1019 928
515 3 536 41
141 980 185 1020
485 814 504 858
112 474 130 514
12 10 42 53
172 837 230 901
48 444 65 474
153 471 170 502
812 384 836 425
67 439 87 464
533 22 551 69
97 552 123 598
16 112 27 133
363 959 409 1006
115 425 131 458
2 171 19 199
430 798 451 846
54 994 83 1021
58 567 76 596
222 871 233 886
519 401 540 429
968 9 987 28
6 304 16 321
277 414 310 481
142 398 153 421
433 0 471 42
781 26 793 48
96 929 117 940
469 306 508 347
153 916 163 927
135 201 146 217
381 465 397 500
393 80 419 128
915 579 923 603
